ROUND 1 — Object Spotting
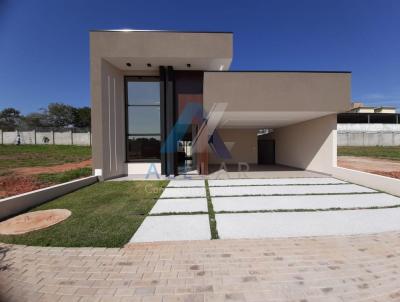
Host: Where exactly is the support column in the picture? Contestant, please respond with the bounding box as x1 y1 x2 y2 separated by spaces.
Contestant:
165 66 176 176
159 66 167 175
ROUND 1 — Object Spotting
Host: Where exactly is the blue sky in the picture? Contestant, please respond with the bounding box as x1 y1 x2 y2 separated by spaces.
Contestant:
0 0 399 114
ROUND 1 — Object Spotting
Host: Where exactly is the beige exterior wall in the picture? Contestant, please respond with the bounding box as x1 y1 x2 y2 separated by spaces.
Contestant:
127 163 161 175
203 72 350 129
268 114 337 174
90 31 232 71
333 167 400 197
208 115 337 175
208 128 258 164
91 58 126 179
91 31 232 179
204 72 350 112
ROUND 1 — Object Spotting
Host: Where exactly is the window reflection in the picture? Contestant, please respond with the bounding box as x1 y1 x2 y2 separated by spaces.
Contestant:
127 82 160 105
126 77 161 162
128 107 160 134
127 136 161 160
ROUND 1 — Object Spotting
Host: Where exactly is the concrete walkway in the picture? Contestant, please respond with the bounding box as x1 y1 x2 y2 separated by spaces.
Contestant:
217 208 400 239
130 215 210 243
130 177 400 243
2 232 400 301
212 193 400 211
208 183 375 197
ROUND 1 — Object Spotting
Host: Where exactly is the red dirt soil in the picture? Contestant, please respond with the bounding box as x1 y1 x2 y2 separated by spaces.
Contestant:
12 159 92 176
0 175 48 199
338 156 400 180
0 159 92 199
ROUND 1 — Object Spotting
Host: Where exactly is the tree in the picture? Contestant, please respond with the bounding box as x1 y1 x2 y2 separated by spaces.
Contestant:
46 102 75 128
0 108 21 130
23 112 49 129
73 106 91 128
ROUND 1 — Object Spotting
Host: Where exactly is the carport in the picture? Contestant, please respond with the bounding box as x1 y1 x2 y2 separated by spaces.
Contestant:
203 71 351 176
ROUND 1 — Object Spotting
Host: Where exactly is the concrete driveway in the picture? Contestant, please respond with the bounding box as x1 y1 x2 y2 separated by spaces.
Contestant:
130 177 400 243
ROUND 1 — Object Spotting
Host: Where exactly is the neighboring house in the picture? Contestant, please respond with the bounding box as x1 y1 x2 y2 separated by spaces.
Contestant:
347 102 396 114
90 30 351 180
338 102 399 124
337 102 400 147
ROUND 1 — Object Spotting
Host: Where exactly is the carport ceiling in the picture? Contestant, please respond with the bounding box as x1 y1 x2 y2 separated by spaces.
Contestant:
218 111 334 129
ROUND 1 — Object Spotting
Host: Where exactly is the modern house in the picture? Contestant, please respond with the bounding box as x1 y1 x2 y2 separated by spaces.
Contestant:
90 30 351 180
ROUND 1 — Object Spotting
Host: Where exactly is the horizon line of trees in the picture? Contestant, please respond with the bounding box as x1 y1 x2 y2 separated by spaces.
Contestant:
0 103 91 131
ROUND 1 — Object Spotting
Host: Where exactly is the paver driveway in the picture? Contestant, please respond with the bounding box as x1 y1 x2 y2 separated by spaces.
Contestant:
2 232 400 302
3 177 400 301
130 177 400 243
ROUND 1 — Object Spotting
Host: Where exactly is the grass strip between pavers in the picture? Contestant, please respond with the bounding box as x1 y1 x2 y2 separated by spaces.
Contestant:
214 204 400 214
205 180 219 239
208 183 350 187
208 192 379 198
149 211 209 216
157 191 381 199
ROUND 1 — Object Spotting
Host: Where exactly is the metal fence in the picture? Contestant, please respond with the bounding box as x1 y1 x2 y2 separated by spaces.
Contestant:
0 130 91 146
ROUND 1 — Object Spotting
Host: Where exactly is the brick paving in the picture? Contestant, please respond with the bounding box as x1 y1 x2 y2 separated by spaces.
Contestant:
1 232 400 302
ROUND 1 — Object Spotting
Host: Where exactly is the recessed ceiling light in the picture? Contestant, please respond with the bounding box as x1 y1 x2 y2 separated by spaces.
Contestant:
147 63 152 67
126 62 132 67
187 63 191 68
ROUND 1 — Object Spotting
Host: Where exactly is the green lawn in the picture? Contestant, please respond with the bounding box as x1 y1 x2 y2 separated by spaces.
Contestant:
0 145 91 175
338 146 400 161
0 181 168 247
36 167 92 184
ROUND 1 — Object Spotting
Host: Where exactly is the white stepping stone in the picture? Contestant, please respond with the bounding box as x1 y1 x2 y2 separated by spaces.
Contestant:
150 198 208 214
167 180 205 187
160 187 206 198
216 208 400 239
208 177 346 187
130 215 210 242
212 193 400 212
209 184 375 197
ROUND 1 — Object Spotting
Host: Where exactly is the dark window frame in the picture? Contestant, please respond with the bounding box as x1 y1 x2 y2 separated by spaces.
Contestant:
124 76 161 163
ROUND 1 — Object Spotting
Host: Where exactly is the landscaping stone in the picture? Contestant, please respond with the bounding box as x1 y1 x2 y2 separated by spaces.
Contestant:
212 193 400 212
209 184 375 196
130 215 210 242
150 198 208 214
216 208 400 238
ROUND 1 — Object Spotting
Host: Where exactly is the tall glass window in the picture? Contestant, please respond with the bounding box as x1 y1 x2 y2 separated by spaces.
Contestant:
125 77 161 161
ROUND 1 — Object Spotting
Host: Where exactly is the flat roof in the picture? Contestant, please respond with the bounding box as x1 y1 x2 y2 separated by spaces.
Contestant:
206 70 351 74
90 29 233 34
351 106 375 109
339 112 399 115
